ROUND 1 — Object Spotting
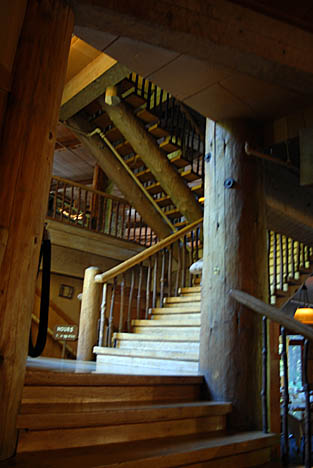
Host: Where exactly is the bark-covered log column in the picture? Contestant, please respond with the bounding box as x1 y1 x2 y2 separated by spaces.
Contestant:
200 119 267 430
0 0 73 459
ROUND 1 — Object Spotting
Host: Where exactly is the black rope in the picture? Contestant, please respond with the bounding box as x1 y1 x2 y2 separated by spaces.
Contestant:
28 227 51 357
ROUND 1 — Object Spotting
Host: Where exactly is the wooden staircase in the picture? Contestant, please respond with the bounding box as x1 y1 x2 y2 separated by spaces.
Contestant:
94 285 201 375
5 369 279 467
84 73 204 229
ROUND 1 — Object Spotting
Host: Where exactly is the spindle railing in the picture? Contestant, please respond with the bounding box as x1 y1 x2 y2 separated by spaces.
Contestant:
47 176 156 247
86 218 203 349
268 230 313 304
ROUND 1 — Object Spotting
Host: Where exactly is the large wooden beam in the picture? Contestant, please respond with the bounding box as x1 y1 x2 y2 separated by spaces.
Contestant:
0 0 73 460
60 59 129 121
73 0 313 95
68 114 174 240
101 100 203 223
200 119 267 431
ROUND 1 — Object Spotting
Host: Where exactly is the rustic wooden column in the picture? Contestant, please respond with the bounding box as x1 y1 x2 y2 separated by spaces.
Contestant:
200 119 267 430
77 267 102 361
0 1 73 459
101 100 203 223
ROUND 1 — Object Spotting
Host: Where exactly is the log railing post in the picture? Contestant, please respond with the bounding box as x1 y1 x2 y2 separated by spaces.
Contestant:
77 267 101 361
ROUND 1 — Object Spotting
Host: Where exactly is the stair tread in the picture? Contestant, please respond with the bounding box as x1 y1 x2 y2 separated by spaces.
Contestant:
18 400 231 430
150 306 201 314
164 295 201 303
4 431 279 468
94 347 199 361
114 332 200 342
131 319 201 327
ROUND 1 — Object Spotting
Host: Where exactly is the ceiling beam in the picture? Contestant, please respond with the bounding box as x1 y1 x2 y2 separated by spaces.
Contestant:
60 53 129 120
73 0 313 95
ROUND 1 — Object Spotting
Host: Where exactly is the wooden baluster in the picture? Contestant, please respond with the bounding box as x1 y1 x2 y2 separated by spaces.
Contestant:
160 249 166 308
175 240 181 297
273 232 277 294
139 214 143 245
114 202 120 237
127 270 135 332
281 327 289 465
108 200 114 235
53 180 59 218
300 242 304 270
262 316 268 433
107 277 117 347
189 233 193 287
147 81 152 111
154 83 157 109
96 194 102 232
69 185 74 222
290 239 295 279
285 236 289 282
61 182 66 222
182 235 187 288
303 339 312 468
141 78 146 98
305 245 309 268
196 227 200 260
127 205 132 240
136 263 143 319
152 254 158 308
145 259 152 319
101 198 107 234
76 187 81 224
168 244 173 297
279 233 283 290
98 284 107 347
118 274 125 332
120 203 126 239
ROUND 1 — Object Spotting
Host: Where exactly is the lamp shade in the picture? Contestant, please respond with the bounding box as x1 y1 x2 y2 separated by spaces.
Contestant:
294 307 313 324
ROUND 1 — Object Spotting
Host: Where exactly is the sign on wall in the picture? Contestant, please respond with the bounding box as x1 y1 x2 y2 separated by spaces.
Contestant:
53 325 78 341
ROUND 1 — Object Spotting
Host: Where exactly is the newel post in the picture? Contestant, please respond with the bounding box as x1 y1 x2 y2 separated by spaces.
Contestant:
77 267 102 361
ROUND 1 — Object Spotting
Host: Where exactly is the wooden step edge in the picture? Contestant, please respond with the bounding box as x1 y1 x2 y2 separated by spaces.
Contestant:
23 369 204 387
11 431 279 467
114 332 200 342
17 401 232 430
179 287 201 294
131 320 201 327
93 346 199 362
150 306 201 314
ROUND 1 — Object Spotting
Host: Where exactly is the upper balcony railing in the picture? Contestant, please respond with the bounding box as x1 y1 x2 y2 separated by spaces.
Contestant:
47 176 157 247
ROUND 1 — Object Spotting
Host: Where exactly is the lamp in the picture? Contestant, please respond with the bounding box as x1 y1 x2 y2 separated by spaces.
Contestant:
294 284 313 324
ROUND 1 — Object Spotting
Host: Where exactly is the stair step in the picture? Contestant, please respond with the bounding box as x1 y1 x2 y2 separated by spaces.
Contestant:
151 313 200 320
94 346 199 362
131 318 201 327
179 286 201 294
164 295 201 305
96 354 199 374
132 327 200 340
150 305 201 314
10 431 279 467
114 332 200 342
114 340 200 354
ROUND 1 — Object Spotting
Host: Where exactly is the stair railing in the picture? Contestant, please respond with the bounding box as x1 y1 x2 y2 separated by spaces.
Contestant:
79 218 202 354
230 289 313 468
268 230 313 306
47 175 156 247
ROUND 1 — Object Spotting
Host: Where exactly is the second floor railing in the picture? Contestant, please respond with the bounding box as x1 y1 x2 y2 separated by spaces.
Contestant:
47 176 157 247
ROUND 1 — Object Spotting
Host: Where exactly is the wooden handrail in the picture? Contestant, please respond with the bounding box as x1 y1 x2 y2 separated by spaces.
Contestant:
51 175 130 204
95 217 203 283
230 289 313 341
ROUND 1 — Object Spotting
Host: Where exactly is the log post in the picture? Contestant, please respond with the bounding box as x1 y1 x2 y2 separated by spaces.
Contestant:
68 114 173 240
77 267 102 361
0 0 73 459
101 99 203 224
200 119 267 431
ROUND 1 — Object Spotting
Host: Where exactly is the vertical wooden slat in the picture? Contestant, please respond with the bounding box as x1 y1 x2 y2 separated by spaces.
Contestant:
114 202 120 237
127 270 135 332
291 238 295 279
118 274 125 332
136 263 143 319
69 185 74 221
182 235 187 288
152 254 158 308
61 182 66 222
281 327 289 465
127 206 132 240
285 236 289 281
273 232 277 294
160 249 166 307
101 198 107 234
96 195 101 231
279 233 283 290
98 284 107 347
303 339 312 468
108 200 114 235
175 240 181 297
120 203 126 240
145 259 152 319
76 187 81 225
168 244 173 298
107 277 117 347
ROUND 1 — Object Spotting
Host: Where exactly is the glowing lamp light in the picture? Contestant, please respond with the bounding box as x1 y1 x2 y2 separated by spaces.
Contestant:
294 283 313 324
294 307 313 325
